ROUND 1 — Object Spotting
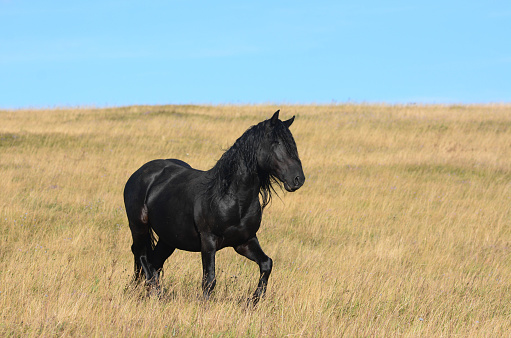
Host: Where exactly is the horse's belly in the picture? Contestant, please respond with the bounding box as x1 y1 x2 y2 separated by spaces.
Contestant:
170 232 202 252
152 214 202 252
147 170 204 252
148 199 202 252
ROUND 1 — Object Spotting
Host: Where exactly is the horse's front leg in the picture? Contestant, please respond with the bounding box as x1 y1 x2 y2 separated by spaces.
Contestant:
200 233 217 299
234 236 273 304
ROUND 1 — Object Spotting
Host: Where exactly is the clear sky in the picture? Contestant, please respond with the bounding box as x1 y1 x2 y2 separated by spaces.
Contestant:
1 0 510 108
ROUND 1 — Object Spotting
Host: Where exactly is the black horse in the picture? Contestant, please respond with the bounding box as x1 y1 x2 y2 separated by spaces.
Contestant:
123 110 305 303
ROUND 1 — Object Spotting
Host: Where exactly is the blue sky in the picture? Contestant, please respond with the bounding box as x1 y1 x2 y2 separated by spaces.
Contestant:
1 0 510 108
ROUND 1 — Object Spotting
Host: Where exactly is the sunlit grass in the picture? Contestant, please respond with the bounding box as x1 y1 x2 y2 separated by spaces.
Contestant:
0 104 510 335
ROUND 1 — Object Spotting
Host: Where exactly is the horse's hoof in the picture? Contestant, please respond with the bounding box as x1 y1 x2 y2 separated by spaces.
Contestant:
244 295 261 308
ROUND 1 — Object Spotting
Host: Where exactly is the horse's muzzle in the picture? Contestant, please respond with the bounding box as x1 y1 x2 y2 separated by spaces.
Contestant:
284 174 305 192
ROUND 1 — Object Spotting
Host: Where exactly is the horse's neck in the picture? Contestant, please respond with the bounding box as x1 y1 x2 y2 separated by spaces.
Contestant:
227 166 261 200
209 164 261 208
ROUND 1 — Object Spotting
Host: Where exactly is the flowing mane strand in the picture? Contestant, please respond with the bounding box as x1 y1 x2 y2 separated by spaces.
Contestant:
207 119 281 209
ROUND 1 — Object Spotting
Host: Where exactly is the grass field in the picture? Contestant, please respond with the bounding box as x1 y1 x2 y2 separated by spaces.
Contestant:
1 104 510 336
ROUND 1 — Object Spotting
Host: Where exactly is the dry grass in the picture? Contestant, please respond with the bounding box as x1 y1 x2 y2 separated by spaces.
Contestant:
0 104 510 336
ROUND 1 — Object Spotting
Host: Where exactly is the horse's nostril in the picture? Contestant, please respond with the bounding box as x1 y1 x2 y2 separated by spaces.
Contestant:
294 176 301 186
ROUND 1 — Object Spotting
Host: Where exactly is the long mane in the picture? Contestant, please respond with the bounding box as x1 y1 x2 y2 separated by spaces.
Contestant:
207 119 280 209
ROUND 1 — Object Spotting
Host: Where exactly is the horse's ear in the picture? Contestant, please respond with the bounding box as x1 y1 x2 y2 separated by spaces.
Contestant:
283 116 295 128
270 110 280 125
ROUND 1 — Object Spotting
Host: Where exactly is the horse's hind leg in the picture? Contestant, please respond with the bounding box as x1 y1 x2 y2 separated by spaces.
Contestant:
129 221 158 285
150 240 175 285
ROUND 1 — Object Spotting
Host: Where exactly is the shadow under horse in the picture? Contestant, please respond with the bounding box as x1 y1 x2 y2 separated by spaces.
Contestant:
123 110 305 304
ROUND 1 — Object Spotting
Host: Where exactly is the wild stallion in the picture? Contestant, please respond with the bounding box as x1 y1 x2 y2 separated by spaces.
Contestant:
124 110 305 304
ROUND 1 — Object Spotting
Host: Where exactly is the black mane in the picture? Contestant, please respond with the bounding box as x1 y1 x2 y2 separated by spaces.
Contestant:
207 118 296 209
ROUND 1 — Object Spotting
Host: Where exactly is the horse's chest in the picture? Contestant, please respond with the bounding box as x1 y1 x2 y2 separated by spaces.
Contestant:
219 219 260 247
209 205 262 248
196 192 262 248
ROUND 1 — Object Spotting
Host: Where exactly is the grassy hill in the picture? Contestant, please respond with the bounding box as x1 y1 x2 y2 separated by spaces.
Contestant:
1 104 510 335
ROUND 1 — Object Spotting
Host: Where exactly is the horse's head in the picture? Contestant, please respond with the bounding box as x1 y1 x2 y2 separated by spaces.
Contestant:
258 110 305 192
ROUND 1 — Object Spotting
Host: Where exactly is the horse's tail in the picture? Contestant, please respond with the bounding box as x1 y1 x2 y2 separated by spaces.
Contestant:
138 202 156 250
148 220 157 250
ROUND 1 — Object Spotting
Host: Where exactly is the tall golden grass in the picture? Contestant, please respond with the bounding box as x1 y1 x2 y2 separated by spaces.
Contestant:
0 104 510 336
